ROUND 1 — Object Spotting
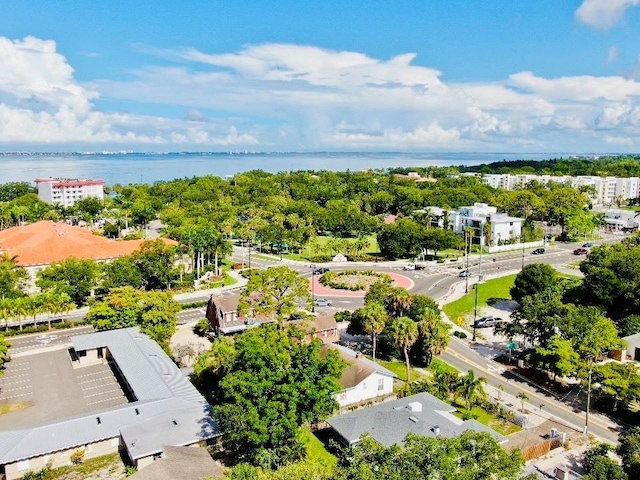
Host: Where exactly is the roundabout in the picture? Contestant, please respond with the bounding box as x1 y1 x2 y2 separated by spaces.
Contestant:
310 270 414 297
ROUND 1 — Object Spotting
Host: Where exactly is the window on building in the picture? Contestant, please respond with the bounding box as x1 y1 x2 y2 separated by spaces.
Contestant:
378 378 385 391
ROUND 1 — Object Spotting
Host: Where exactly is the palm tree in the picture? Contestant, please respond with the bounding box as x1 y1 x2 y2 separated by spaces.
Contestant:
458 370 486 411
517 391 529 413
11 296 28 331
0 297 11 331
416 311 450 366
387 316 418 382
386 288 413 318
361 302 387 360
433 369 459 401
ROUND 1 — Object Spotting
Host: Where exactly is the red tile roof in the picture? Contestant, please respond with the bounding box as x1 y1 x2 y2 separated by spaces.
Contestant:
0 221 177 266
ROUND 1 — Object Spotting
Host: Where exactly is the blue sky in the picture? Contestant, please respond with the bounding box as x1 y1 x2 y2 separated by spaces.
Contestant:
1 0 640 152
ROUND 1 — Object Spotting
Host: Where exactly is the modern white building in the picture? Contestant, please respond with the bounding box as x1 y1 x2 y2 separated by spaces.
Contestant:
35 177 105 207
420 203 522 246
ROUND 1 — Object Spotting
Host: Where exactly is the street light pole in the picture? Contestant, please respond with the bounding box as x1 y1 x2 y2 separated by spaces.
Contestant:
310 264 316 313
521 241 525 270
465 230 470 294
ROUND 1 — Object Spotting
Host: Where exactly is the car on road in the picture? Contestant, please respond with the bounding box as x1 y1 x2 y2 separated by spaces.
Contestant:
314 298 333 307
473 316 504 328
458 269 471 277
531 248 545 255
403 264 416 270
312 267 329 275
582 242 593 248
573 248 588 255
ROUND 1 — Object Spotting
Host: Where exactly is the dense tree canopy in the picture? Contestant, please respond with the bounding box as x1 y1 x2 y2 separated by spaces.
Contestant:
510 263 558 304
334 432 526 480
36 257 100 306
239 266 312 323
212 326 345 467
86 286 179 347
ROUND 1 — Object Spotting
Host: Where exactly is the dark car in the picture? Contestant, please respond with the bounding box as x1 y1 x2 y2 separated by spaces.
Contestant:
289 313 305 320
573 248 588 255
458 269 471 277
582 242 593 248
313 267 329 275
531 248 545 255
473 316 504 328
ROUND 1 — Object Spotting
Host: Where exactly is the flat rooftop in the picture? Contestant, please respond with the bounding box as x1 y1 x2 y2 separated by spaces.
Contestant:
0 348 127 431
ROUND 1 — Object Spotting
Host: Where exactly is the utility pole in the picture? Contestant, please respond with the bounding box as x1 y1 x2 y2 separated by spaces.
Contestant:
584 367 593 435
310 264 316 313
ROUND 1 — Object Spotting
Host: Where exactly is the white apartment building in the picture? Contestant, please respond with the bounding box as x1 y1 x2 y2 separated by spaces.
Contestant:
420 203 523 246
35 177 105 207
482 173 640 205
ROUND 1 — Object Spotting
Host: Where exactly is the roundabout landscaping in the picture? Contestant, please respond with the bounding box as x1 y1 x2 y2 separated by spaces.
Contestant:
310 269 414 297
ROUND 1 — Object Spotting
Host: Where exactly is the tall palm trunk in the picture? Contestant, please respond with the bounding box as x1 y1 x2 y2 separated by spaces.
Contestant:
403 347 411 382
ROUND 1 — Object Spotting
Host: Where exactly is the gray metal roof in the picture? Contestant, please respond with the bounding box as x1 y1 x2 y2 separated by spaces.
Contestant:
328 392 506 446
0 328 217 465
329 344 396 379
121 405 217 460
72 327 204 404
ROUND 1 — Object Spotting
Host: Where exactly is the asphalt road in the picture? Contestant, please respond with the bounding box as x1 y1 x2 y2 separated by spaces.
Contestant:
442 338 620 443
7 236 624 442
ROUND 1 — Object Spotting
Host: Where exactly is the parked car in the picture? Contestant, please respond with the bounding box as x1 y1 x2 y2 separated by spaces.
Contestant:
531 248 545 255
289 313 305 320
313 267 329 275
473 316 504 328
403 264 416 270
582 242 593 248
573 248 588 255
458 269 471 277
314 298 333 307
415 264 427 270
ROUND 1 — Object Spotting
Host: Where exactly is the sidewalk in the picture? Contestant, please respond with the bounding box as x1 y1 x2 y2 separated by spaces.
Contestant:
172 269 248 301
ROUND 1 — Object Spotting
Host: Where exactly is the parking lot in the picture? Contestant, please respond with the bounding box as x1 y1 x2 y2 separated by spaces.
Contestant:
0 348 127 430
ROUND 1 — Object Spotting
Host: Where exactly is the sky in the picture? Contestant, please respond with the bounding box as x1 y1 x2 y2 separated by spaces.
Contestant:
1 0 640 153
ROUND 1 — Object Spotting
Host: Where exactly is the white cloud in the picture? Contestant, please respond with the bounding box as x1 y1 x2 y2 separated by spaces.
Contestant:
0 36 257 147
605 46 619 64
575 0 640 29
3 37 640 150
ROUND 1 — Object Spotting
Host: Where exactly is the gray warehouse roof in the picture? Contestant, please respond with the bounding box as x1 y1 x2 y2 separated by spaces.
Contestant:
328 392 506 447
0 328 218 465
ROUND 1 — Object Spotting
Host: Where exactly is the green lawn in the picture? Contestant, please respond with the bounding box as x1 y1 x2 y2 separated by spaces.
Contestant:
453 403 522 436
299 427 337 468
278 234 380 261
374 358 429 382
443 274 517 322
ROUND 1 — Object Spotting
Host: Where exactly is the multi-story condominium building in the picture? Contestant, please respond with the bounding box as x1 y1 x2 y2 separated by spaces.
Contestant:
35 177 104 207
481 173 640 205
420 203 523 246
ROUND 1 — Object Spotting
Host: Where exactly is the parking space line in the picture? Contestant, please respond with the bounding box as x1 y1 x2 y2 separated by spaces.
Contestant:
87 395 125 406
81 382 120 391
